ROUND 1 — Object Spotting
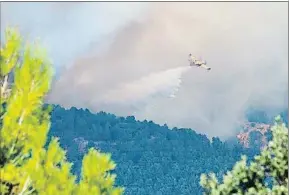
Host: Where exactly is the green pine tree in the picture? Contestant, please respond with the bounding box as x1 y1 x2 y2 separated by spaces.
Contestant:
200 116 288 195
0 28 124 195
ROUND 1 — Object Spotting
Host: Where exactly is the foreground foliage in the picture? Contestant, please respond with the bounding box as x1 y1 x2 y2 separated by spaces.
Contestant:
200 116 288 195
0 28 123 195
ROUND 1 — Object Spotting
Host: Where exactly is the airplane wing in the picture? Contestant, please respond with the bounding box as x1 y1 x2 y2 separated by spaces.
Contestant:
200 63 211 70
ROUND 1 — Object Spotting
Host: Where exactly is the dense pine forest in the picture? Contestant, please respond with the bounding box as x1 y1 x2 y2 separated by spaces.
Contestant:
46 105 287 194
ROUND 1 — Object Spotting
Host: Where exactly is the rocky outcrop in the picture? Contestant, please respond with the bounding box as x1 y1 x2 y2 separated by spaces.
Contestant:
237 122 271 149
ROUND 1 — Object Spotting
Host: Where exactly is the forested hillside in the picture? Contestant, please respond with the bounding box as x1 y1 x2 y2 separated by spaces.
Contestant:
47 105 264 195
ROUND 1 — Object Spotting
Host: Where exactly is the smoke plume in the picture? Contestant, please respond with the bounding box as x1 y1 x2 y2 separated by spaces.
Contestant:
1 2 288 138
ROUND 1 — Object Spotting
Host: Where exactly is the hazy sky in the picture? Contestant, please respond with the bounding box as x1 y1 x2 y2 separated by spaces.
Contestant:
1 2 288 139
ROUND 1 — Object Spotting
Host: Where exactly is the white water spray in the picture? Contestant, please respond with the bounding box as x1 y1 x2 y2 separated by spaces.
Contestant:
99 66 191 105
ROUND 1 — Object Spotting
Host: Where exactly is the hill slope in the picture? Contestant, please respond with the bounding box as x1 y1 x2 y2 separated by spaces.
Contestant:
48 105 259 195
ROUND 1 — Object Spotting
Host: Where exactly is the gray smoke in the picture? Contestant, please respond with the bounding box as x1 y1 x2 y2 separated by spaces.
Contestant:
1 2 288 139
0 2 147 70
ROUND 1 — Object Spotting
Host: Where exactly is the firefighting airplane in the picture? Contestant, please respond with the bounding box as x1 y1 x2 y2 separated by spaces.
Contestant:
188 53 211 71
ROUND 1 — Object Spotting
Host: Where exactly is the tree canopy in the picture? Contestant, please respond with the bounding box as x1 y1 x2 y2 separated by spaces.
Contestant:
48 105 262 194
